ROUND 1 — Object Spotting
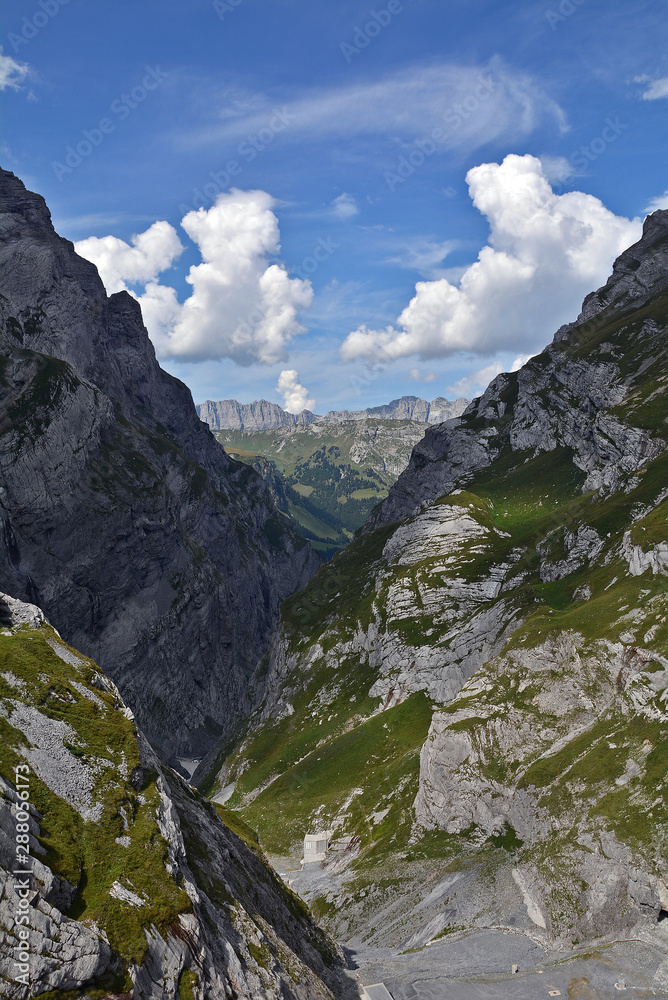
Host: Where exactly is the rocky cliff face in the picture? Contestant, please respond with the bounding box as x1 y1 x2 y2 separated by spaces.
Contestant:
197 395 470 431
197 398 317 431
0 593 355 999
0 168 320 761
204 211 668 952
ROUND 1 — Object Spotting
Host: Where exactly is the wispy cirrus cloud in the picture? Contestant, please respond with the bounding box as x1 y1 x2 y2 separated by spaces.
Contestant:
331 193 359 220
382 237 461 279
635 75 668 101
181 58 567 154
645 190 668 213
0 48 30 91
409 367 437 383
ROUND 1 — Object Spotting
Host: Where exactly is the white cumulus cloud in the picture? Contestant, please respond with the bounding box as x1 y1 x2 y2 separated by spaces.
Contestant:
0 49 30 91
75 222 185 293
76 190 313 366
341 154 641 364
276 370 315 413
164 190 312 364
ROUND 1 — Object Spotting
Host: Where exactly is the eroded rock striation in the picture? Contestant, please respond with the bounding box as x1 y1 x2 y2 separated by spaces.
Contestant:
0 168 319 760
197 398 318 431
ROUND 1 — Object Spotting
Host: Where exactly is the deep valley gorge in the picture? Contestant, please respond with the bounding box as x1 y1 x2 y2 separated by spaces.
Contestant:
1 169 668 1000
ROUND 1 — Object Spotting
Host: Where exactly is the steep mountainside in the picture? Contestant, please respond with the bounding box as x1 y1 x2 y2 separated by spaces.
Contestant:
0 593 355 1000
197 395 469 431
203 211 668 955
0 169 319 762
216 418 443 558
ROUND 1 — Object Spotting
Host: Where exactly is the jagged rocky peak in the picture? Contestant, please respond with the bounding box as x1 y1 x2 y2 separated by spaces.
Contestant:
0 168 215 453
0 168 319 761
366 208 668 531
574 207 668 324
0 593 354 999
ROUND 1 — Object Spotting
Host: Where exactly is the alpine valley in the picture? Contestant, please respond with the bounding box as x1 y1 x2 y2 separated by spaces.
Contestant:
1 169 668 999
201 209 668 993
199 398 469 558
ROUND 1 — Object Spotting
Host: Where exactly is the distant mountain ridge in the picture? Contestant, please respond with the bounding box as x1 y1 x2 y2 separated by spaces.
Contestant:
198 398 316 430
197 394 470 431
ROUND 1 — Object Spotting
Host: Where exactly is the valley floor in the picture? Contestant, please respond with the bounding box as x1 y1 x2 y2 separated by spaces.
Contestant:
270 856 668 999
350 932 668 999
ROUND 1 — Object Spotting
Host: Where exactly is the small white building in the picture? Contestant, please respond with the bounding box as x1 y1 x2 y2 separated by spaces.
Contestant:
303 830 331 862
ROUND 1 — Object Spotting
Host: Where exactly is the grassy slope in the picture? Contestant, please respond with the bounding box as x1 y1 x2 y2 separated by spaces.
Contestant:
0 621 347 998
0 625 191 981
206 282 668 941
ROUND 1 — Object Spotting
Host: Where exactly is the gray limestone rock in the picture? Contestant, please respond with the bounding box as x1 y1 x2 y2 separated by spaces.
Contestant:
0 593 357 1000
0 168 320 760
319 396 470 425
197 398 318 430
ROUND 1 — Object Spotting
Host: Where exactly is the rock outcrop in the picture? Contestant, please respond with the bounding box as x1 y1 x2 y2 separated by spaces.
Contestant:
0 593 356 999
0 168 320 761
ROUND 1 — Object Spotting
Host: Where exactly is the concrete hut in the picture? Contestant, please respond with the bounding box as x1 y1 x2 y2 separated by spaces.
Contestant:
303 830 331 862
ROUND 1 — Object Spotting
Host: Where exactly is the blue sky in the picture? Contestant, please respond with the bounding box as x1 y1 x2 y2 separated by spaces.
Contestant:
1 0 667 412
